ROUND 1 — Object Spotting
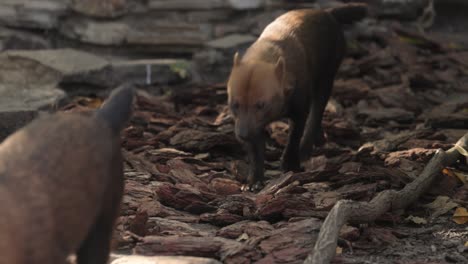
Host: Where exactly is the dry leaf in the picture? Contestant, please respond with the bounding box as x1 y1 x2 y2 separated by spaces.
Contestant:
406 216 427 225
73 96 103 109
443 168 466 184
465 241 468 247
443 168 456 177
452 170 468 185
237 233 249 242
424 196 459 219
336 246 343 255
453 207 468 225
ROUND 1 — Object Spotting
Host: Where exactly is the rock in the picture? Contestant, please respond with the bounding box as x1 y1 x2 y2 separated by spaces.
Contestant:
126 21 207 52
2 48 113 87
1 49 189 89
111 255 222 264
193 49 225 67
59 17 206 53
191 48 228 83
59 18 129 46
228 0 264 10
206 34 256 49
0 85 64 113
71 0 129 18
213 24 244 38
148 0 225 10
0 0 68 30
0 49 80 139
0 27 50 51
0 49 189 132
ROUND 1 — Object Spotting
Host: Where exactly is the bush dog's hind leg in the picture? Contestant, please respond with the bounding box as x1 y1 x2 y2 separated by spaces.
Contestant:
299 92 323 162
299 74 334 162
299 41 343 161
77 159 123 264
281 115 306 172
76 212 114 264
313 76 334 147
243 135 266 191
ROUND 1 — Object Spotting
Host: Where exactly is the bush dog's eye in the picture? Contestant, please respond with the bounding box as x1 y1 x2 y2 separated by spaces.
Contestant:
255 101 265 110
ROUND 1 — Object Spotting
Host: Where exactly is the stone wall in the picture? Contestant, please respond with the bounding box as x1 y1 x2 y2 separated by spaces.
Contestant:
0 0 300 56
1 0 447 58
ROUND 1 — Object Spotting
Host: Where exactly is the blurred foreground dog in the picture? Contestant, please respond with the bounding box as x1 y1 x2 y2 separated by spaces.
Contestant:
0 83 135 264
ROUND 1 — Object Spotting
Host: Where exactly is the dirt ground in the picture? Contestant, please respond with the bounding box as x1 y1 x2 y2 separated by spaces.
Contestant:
63 19 468 264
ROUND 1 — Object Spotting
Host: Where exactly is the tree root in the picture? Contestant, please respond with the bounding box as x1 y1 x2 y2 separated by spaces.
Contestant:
304 132 468 264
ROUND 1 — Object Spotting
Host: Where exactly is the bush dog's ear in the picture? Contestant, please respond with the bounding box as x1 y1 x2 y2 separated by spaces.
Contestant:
233 52 241 67
275 56 285 81
276 57 294 97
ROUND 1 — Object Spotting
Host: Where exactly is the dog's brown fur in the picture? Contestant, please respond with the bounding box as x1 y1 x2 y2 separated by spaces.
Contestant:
227 4 367 190
0 83 135 264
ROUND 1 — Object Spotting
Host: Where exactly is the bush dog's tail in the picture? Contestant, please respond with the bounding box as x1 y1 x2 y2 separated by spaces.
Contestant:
95 82 135 134
326 3 368 24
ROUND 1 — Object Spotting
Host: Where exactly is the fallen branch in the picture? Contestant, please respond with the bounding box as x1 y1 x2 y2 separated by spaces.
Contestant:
304 132 468 264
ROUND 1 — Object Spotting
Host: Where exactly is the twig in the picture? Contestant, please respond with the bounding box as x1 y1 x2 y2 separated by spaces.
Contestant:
304 132 468 264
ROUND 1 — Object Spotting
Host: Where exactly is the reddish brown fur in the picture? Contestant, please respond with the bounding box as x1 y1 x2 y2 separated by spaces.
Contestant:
228 61 283 105
0 86 133 263
227 6 367 190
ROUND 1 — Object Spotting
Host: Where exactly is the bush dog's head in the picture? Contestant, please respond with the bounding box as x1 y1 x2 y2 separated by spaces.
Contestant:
227 52 290 141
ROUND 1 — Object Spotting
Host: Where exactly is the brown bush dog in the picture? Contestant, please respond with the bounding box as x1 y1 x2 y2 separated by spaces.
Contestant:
0 83 135 264
227 4 368 191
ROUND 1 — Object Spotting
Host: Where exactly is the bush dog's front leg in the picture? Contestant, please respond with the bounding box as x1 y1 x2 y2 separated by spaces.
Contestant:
243 135 265 191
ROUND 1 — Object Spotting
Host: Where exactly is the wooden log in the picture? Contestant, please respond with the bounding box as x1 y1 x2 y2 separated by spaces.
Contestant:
134 235 262 263
304 132 468 264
